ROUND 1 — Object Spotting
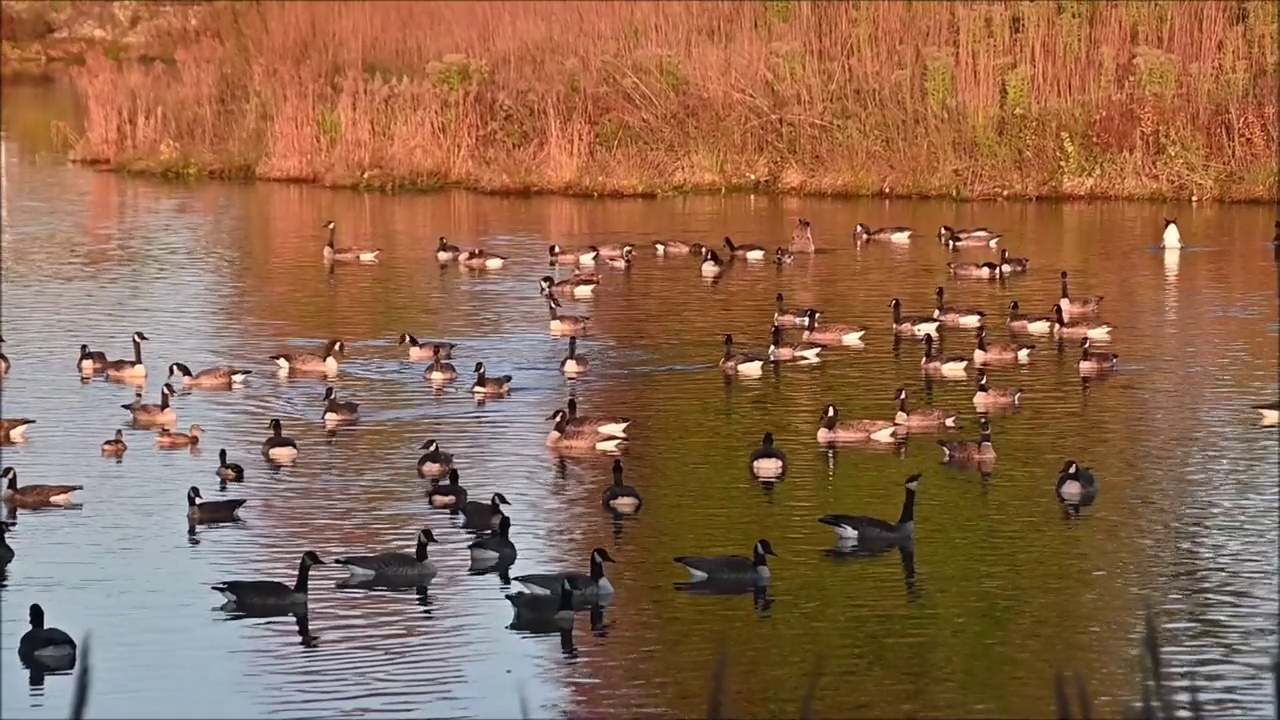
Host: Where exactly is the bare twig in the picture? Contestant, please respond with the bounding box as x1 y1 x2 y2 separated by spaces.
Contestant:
706 640 728 720
69 633 89 720
798 653 825 720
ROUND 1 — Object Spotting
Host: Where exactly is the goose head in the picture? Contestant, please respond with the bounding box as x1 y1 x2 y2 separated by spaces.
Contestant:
904 473 922 491
754 539 777 558
761 431 775 447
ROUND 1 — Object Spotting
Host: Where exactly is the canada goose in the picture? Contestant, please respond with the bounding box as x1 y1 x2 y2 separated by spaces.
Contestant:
773 293 809 328
505 577 576 628
749 432 787 477
546 296 589 334
18 604 77 664
261 418 299 461
76 344 108 374
889 298 941 336
854 223 912 243
893 387 959 428
594 243 635 259
515 547 617 598
0 418 36 443
397 334 457 361
335 528 439 578
1006 300 1054 334
271 339 344 374
674 539 776 582
570 266 603 285
933 287 986 327
947 260 1003 279
719 334 765 375
123 383 177 425
462 492 511 530
972 371 1023 408
700 248 726 278
803 309 867 345
168 362 251 388
548 244 599 265
653 240 695 256
560 336 589 375
775 247 795 265
321 220 381 262
321 386 360 421
100 429 127 457
416 440 454 479
186 486 246 524
604 245 634 268
819 474 920 543
546 416 626 452
427 468 468 507
435 236 462 263
539 274 598 298
1078 337 1119 372
601 459 641 512
103 331 149 379
768 325 823 362
938 225 1000 247
724 236 767 260
0 521 12 568
471 362 512 396
458 247 507 269
1052 305 1113 339
973 327 1036 364
920 334 969 375
938 417 996 463
999 248 1030 273
1160 218 1182 249
940 226 1001 248
790 218 815 253
217 448 244 482
815 403 899 443
212 550 325 608
1055 460 1098 505
424 352 458 382
557 398 631 438
2 467 82 506
1058 271 1104 313
0 335 8 375
468 513 517 561
156 423 203 448
1251 401 1279 424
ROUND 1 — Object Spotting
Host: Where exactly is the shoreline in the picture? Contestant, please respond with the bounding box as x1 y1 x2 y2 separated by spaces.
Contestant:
69 158 1276 205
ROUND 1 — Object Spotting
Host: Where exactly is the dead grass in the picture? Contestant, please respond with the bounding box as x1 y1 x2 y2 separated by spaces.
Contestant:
59 1 1280 201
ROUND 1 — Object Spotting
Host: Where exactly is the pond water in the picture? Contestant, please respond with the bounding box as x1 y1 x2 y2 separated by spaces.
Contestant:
1 80 1277 719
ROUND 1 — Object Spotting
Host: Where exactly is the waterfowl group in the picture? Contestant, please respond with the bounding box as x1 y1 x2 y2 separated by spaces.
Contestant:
2 213 1272 688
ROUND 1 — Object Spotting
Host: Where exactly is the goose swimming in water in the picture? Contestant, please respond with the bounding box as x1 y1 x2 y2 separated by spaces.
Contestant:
514 547 617 598
819 474 920 544
211 551 325 609
674 539 776 583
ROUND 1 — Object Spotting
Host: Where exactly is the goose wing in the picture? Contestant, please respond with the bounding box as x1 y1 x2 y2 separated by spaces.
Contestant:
333 551 421 573
198 498 247 515
674 554 753 576
195 366 251 382
15 484 83 501
212 580 292 600
514 572 592 594
819 514 896 535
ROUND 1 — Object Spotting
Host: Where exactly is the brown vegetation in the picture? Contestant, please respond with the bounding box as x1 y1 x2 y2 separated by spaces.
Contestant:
41 1 1280 200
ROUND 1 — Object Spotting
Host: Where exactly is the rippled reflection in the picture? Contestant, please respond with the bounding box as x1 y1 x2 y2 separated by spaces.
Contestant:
1 83 1277 718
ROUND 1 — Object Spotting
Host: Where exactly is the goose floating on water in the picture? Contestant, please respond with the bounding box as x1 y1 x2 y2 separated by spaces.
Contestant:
819 474 920 544
334 528 439 579
212 550 325 609
675 539 776 583
515 547 617 598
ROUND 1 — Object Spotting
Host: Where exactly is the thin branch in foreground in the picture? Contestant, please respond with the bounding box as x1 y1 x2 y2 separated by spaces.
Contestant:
69 633 89 720
706 640 728 720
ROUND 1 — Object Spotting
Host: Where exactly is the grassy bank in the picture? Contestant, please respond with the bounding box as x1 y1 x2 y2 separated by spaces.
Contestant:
38 2 1280 200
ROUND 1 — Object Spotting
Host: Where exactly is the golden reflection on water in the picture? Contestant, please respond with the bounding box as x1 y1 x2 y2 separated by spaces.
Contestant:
1 83 1278 720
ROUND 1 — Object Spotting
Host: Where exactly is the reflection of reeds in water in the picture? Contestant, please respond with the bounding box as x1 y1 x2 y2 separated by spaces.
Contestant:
639 607 1278 720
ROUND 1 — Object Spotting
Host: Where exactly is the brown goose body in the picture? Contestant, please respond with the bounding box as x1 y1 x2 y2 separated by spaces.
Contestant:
2 468 82 506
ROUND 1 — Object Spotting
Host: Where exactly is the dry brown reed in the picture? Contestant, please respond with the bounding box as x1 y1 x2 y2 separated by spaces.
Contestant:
64 1 1279 200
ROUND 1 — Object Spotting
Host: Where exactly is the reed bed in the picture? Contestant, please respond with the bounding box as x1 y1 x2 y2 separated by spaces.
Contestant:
56 1 1280 200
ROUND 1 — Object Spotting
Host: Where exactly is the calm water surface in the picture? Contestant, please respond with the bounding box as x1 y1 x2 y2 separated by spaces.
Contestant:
1 82 1277 719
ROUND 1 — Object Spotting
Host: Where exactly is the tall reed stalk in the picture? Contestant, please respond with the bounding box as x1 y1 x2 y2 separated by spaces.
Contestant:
61 1 1277 200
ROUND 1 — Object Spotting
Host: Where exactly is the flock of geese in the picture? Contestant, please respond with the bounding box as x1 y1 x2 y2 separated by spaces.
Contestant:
2 215 1277 679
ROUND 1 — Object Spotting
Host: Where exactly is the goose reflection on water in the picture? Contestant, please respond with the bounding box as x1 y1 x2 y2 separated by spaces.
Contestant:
824 542 920 603
217 609 318 648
